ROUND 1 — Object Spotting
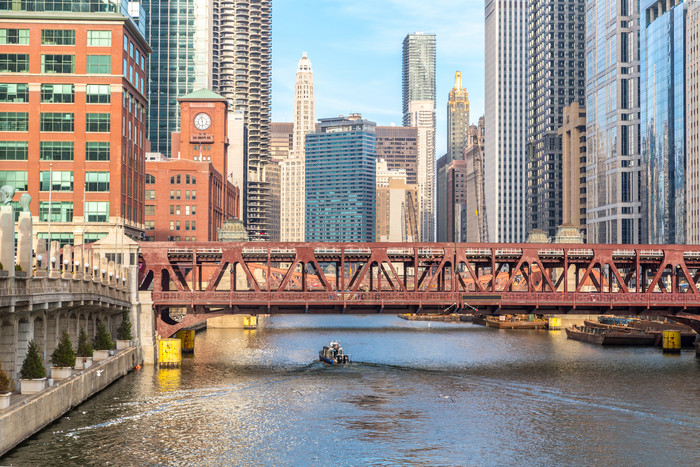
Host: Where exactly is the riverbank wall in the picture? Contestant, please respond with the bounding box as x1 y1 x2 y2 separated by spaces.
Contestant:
0 347 139 457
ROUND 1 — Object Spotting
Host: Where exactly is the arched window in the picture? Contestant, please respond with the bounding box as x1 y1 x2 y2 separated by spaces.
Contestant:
191 176 196 185
145 173 155 184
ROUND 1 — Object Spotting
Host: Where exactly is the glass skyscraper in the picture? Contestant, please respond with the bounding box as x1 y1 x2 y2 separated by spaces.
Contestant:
305 115 377 242
641 0 685 244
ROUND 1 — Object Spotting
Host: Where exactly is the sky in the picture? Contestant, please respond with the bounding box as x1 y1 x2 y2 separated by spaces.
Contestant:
271 0 485 157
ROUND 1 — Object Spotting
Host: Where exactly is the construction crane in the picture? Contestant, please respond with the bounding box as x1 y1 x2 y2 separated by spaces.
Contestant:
474 144 489 242
404 191 418 242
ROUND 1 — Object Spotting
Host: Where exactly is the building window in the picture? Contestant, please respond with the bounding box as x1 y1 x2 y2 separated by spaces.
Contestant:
41 54 75 73
40 112 74 132
145 205 155 216
170 175 181 184
85 142 110 161
41 29 75 45
0 29 29 45
39 201 73 222
86 113 110 132
0 83 28 102
145 220 155 230
86 55 110 74
87 30 111 46
40 83 74 103
40 141 74 160
169 221 174 231
191 190 196 200
145 173 155 184
85 201 109 222
0 112 28 131
191 221 196 231
85 171 109 191
86 84 110 103
37 232 73 248
0 170 28 191
145 189 155 200
84 233 108 244
0 141 28 160
0 54 28 72
40 170 73 191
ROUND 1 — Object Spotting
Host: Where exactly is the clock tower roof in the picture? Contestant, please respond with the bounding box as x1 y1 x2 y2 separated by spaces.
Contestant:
179 88 228 102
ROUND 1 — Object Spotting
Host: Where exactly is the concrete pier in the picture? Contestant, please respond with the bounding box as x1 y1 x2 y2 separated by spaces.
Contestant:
0 347 139 456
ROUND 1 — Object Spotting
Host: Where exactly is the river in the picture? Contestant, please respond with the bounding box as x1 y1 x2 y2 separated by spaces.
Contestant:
3 315 700 466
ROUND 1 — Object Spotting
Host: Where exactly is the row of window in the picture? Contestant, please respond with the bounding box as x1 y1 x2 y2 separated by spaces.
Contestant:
0 141 109 161
0 28 112 46
168 174 197 185
169 220 197 231
0 53 113 74
0 170 110 192
0 112 110 132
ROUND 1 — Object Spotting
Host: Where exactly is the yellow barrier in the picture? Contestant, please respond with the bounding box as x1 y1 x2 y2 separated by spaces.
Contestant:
548 317 562 330
243 315 258 329
662 331 681 354
176 329 195 353
158 338 182 367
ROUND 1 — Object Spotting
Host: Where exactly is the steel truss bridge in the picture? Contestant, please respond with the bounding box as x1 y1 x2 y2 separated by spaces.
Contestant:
138 242 700 336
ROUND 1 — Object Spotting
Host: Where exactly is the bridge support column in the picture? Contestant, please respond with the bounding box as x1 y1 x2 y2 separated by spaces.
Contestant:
137 291 157 365
696 334 700 357
0 205 14 277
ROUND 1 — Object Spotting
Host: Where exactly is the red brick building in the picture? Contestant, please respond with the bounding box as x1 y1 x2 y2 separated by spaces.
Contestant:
144 89 239 241
0 6 150 245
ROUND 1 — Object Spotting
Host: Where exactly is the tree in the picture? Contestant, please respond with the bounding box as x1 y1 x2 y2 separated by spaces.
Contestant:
0 362 10 393
20 341 46 379
93 321 114 351
116 310 133 341
77 327 93 358
51 331 76 367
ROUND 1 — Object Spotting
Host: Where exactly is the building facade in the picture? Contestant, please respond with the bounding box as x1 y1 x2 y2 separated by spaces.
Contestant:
402 33 436 241
376 160 418 242
559 102 587 238
305 115 376 242
0 1 150 246
641 0 686 244
687 0 700 243
376 126 419 185
463 117 488 242
526 0 587 238
585 0 642 244
281 52 314 242
213 0 272 241
484 0 528 243
142 0 213 156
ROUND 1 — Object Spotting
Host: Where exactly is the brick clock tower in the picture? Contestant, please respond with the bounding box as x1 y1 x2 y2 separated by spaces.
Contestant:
174 89 230 177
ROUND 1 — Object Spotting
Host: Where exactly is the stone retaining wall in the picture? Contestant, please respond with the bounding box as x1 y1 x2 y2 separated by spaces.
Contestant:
0 347 139 456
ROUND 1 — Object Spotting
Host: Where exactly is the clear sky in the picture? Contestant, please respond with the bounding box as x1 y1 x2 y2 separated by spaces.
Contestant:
271 0 485 156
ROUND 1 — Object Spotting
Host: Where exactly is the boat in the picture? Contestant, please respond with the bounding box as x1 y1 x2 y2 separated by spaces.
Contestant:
588 317 697 346
319 341 351 364
565 325 656 346
397 313 471 322
484 314 547 329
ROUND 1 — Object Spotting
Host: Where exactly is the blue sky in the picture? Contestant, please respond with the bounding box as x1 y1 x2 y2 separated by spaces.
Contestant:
271 0 485 156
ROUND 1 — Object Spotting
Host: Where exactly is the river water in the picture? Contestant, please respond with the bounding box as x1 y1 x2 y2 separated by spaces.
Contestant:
3 315 700 466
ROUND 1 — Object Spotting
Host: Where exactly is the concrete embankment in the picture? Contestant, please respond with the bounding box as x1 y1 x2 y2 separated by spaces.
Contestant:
0 347 139 456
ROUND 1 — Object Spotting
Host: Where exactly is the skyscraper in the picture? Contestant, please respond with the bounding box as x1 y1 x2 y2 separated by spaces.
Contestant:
281 52 314 242
641 0 686 244
214 0 272 241
484 0 528 242
688 0 700 243
585 0 642 244
143 0 213 156
527 0 586 238
402 32 436 241
437 71 470 241
305 115 376 242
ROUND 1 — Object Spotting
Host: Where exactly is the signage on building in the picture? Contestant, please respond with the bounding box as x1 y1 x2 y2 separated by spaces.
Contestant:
190 133 214 143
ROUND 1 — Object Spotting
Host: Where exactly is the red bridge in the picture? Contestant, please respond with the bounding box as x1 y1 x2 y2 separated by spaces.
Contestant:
138 242 700 335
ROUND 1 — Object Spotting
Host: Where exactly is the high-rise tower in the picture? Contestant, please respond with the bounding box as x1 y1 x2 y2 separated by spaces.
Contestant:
281 52 314 241
484 0 528 242
402 32 436 241
214 0 272 241
526 0 586 238
143 0 213 156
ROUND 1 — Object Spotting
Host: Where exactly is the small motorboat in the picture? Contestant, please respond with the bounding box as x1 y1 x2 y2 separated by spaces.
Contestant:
319 341 351 364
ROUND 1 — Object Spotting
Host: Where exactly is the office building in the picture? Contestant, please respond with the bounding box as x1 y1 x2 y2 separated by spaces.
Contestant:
305 115 376 242
144 89 239 242
484 0 528 242
271 122 293 161
559 102 587 238
376 126 419 185
142 0 213 156
526 0 586 238
376 160 418 242
0 1 150 246
687 0 700 243
214 0 272 241
585 0 642 244
402 32 436 241
641 0 686 244
462 117 488 242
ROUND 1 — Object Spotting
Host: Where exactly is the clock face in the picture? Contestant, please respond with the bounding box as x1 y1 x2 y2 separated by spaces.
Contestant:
193 112 211 131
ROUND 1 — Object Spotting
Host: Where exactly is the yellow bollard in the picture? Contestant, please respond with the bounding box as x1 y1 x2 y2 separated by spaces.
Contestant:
548 317 562 330
158 338 182 367
662 331 681 354
176 329 195 354
243 315 258 330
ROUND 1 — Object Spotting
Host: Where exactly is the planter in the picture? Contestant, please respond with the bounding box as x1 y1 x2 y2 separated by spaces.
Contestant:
50 366 72 380
0 392 11 410
116 339 131 350
20 378 46 394
93 350 110 362
75 356 93 370
0 270 8 278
